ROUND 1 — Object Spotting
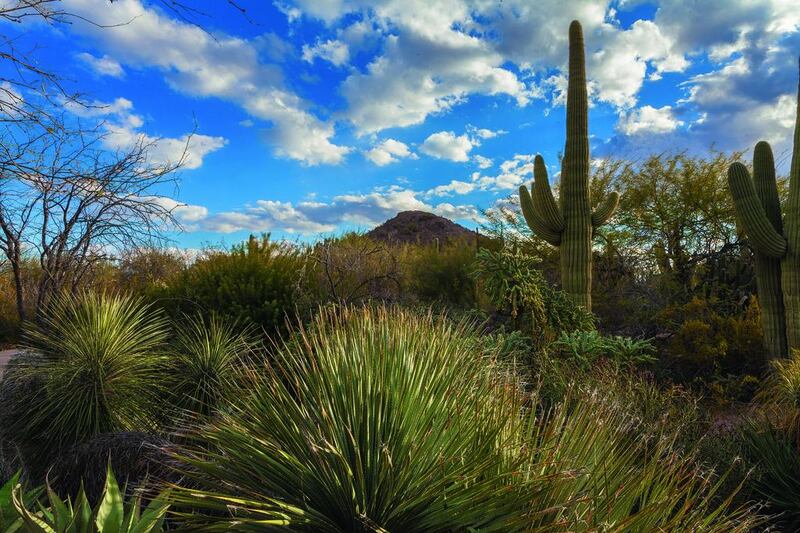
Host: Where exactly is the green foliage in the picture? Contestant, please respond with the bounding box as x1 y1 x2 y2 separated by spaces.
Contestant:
741 420 800 528
4 293 169 474
518 21 619 310
1 472 40 532
472 247 594 346
405 241 477 306
551 330 656 370
168 306 533 530
165 306 756 531
153 234 309 335
658 297 767 382
11 465 168 533
166 314 256 419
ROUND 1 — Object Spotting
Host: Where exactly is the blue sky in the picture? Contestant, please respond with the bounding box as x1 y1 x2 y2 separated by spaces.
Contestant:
6 0 800 248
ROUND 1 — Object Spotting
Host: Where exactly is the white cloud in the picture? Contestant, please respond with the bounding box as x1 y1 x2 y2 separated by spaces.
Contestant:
364 138 416 166
420 131 475 162
76 52 125 78
302 38 350 66
63 0 350 166
200 185 480 234
65 96 226 170
474 155 493 169
617 105 684 136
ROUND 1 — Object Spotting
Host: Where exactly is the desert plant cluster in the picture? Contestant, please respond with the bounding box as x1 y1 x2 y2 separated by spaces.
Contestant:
1 18 800 532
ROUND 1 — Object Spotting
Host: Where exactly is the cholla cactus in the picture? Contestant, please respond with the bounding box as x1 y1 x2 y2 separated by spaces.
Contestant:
518 20 620 311
727 60 800 358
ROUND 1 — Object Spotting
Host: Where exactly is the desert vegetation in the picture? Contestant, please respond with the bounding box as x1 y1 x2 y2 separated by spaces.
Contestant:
1 13 800 533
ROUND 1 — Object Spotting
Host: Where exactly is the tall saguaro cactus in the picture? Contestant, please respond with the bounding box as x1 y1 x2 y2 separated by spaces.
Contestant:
518 20 620 311
728 60 800 358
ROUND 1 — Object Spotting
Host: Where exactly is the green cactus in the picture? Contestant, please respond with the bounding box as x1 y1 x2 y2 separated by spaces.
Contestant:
518 20 620 311
727 60 799 358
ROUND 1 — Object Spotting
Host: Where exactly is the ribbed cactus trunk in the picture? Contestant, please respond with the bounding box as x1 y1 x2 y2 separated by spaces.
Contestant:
784 64 800 351
518 21 619 312
752 142 787 359
727 59 800 358
561 21 593 310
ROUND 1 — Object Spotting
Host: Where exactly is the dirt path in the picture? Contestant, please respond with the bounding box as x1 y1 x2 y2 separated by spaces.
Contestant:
0 349 19 379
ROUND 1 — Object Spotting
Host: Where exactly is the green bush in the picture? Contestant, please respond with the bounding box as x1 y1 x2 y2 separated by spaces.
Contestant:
472 247 594 347
3 293 169 475
658 297 767 382
551 330 657 370
152 234 310 336
166 306 757 531
405 241 477 306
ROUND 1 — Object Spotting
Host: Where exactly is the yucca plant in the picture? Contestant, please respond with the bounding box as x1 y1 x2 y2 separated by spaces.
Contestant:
11 465 169 533
163 306 757 531
166 313 257 419
5 292 169 473
167 306 534 531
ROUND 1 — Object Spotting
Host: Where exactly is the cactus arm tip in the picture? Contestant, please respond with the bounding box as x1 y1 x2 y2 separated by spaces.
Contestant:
519 183 562 245
532 154 565 231
728 162 787 259
591 191 620 228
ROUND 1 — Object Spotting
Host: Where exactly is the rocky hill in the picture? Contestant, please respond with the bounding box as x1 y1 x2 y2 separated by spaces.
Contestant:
366 210 477 246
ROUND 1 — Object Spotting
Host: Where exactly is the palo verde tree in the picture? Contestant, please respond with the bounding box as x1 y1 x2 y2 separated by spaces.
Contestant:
727 60 800 359
518 21 620 311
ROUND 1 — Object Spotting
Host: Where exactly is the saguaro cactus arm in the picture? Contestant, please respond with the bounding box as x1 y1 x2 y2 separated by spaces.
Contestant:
728 162 787 258
591 191 620 228
519 184 562 245
531 155 564 231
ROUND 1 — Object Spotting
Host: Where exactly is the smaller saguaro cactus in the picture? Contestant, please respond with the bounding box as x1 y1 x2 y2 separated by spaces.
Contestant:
727 59 800 358
518 20 620 311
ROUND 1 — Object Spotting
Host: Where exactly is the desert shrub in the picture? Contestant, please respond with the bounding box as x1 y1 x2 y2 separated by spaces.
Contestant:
312 233 401 304
115 247 189 295
404 241 477 306
551 330 656 370
2 292 169 476
165 314 257 419
166 306 757 531
472 247 594 347
153 234 309 336
658 297 767 383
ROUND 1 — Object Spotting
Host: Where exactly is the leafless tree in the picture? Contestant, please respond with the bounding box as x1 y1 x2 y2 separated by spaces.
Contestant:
0 114 188 321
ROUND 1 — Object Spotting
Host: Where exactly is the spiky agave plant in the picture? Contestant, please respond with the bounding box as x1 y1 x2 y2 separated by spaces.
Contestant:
518 20 620 311
166 313 256 419
6 292 169 473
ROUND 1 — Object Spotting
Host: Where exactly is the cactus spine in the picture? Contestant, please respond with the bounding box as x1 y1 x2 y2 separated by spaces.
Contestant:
518 20 620 311
728 60 800 358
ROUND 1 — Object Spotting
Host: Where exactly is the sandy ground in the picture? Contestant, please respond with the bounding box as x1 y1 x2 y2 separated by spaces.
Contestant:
0 349 18 379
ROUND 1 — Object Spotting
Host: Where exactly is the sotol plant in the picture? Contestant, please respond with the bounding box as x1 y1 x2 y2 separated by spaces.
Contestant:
518 20 620 311
727 61 799 358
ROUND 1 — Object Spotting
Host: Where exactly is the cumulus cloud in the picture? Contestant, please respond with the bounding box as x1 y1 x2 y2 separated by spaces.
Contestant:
200 186 480 234
420 131 475 162
302 38 350 66
76 52 125 78
62 0 350 166
65 97 226 170
364 139 417 166
617 105 684 136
